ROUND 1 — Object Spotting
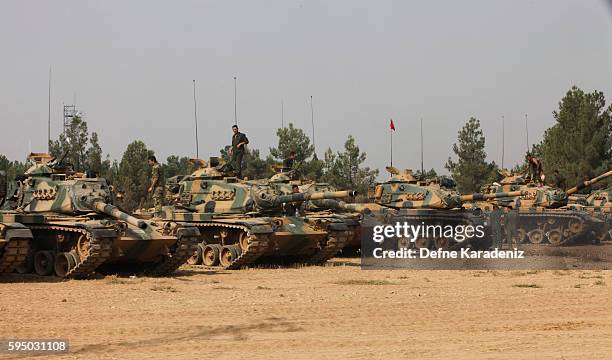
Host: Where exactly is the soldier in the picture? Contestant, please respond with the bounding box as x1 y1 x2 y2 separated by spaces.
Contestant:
223 125 249 178
283 184 304 216
526 152 545 185
147 155 165 216
552 169 566 189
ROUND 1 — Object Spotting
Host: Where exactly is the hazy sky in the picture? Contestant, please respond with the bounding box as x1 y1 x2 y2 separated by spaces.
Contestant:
1 0 611 177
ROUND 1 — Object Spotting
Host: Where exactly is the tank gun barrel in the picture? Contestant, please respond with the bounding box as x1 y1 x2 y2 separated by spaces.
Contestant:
91 200 148 229
314 199 382 214
459 190 525 202
273 190 357 205
566 170 612 195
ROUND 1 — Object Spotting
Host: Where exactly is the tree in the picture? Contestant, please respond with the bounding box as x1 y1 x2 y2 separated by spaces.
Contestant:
163 155 196 179
321 135 378 195
0 154 27 181
115 141 154 212
242 149 275 180
49 115 112 176
269 123 324 180
269 123 315 162
539 86 612 189
445 117 497 193
414 168 438 180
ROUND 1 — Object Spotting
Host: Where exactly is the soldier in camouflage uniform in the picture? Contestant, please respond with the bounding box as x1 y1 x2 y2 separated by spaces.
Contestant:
147 155 165 216
224 125 249 178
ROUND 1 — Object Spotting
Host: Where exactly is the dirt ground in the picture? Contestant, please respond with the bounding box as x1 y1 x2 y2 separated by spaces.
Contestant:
1 258 611 360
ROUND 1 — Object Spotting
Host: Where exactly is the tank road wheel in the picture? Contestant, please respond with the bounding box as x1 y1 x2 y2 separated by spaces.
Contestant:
219 245 242 268
186 244 204 265
414 237 431 249
76 234 92 259
512 228 527 244
15 249 35 274
203 244 222 266
434 237 452 250
238 232 252 252
397 237 411 249
568 219 583 234
547 228 564 246
54 252 78 278
527 229 545 244
34 251 55 276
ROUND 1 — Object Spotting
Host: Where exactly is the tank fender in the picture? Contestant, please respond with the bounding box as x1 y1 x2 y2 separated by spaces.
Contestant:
326 223 348 231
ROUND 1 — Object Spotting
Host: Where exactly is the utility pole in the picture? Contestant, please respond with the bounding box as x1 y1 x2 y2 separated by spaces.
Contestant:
233 76 238 126
525 113 529 153
501 115 505 169
310 95 316 155
47 67 51 152
420 118 424 175
193 80 199 158
281 100 284 128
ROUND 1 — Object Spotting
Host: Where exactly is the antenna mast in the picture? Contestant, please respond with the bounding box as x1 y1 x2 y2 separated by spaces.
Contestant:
193 80 199 158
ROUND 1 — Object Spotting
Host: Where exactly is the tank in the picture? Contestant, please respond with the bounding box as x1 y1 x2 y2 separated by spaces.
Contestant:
2 153 200 278
313 167 525 251
480 169 612 245
567 181 612 242
146 157 357 269
267 171 363 255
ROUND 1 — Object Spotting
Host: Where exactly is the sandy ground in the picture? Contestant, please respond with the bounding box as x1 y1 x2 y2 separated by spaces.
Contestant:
0 259 611 360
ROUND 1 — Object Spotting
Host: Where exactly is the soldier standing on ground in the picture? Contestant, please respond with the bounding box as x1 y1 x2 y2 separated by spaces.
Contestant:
147 155 165 216
227 125 249 178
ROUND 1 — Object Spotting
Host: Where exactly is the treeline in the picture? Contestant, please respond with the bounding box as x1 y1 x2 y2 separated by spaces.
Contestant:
445 86 611 193
1 119 378 211
1 85 610 209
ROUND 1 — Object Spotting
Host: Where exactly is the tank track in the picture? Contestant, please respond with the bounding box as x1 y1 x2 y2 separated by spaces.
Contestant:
29 225 114 279
307 230 350 265
195 223 271 270
147 233 200 276
0 238 30 273
514 212 595 246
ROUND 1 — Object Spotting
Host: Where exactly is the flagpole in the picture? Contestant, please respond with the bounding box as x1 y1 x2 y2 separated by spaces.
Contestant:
390 126 393 167
420 118 424 175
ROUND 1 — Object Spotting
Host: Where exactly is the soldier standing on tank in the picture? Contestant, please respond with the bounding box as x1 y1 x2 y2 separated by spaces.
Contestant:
227 125 249 178
526 152 545 185
283 184 304 216
147 155 165 217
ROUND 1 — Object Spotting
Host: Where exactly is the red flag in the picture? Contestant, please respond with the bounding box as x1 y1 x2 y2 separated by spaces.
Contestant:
390 119 396 131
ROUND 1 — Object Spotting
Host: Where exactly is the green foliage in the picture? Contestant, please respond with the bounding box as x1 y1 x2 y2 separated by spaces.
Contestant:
445 117 497 193
163 155 196 178
115 140 154 212
242 149 275 180
539 86 612 189
269 123 315 161
0 154 27 180
321 135 379 195
49 115 111 175
414 168 438 180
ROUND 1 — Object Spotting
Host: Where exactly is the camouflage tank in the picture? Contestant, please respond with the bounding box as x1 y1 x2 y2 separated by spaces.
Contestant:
480 170 611 245
148 157 356 269
1 153 200 278
315 167 524 251
266 171 363 255
566 174 612 241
